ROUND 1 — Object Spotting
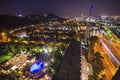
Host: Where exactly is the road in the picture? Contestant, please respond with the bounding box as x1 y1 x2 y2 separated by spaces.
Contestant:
99 34 120 66
94 33 119 80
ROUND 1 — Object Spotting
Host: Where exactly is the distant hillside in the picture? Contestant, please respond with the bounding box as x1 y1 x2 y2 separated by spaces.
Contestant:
0 14 66 32
26 14 66 22
0 15 37 32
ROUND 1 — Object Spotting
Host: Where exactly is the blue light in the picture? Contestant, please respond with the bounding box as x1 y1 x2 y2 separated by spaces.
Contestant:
30 61 44 74
90 5 94 9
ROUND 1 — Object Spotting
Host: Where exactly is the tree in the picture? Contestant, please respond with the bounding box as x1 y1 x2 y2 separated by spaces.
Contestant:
6 43 16 55
89 36 98 42
88 75 95 80
89 52 104 79
0 72 15 80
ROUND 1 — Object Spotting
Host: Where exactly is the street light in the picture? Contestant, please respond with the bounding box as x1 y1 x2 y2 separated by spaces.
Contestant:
1 32 5 36
44 49 48 53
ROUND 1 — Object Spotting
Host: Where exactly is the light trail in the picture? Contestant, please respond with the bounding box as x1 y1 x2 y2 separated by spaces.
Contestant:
100 39 120 66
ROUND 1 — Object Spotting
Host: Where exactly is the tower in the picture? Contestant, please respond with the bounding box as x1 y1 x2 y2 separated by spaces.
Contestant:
89 5 94 16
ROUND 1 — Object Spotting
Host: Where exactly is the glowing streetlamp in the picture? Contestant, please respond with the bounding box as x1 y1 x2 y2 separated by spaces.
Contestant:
44 49 48 53
1 32 5 36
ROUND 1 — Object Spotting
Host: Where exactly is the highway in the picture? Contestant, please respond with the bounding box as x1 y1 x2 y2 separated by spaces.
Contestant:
79 22 120 80
94 37 118 80
101 51 116 80
91 24 120 80
100 39 120 66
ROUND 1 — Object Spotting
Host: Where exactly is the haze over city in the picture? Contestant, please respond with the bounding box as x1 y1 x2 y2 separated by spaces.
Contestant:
0 0 120 17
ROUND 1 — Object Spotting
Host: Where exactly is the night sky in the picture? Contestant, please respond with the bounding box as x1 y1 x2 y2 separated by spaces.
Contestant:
0 0 120 17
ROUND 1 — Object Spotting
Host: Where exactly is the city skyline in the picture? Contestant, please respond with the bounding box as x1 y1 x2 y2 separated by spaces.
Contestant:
0 0 120 17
